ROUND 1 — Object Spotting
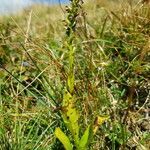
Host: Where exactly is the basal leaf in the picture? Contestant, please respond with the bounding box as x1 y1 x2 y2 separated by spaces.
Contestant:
93 116 109 134
67 72 74 94
79 125 91 150
97 116 109 125
62 89 79 145
55 127 73 150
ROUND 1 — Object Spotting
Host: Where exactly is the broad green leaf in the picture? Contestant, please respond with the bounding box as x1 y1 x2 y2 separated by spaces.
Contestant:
62 89 79 145
93 116 109 134
97 116 109 125
67 72 74 94
67 45 75 93
62 88 73 106
55 127 73 150
79 125 91 150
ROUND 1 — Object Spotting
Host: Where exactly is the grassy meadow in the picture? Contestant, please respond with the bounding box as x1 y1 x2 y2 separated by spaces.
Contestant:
0 0 150 149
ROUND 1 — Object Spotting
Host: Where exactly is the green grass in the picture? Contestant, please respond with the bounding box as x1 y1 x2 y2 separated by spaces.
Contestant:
0 0 150 149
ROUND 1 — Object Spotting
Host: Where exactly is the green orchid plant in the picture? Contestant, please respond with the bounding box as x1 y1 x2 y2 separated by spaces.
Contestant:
54 1 109 149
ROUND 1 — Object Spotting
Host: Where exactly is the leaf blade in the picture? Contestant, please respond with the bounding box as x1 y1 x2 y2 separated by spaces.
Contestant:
62 89 79 145
55 127 73 150
79 125 91 150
